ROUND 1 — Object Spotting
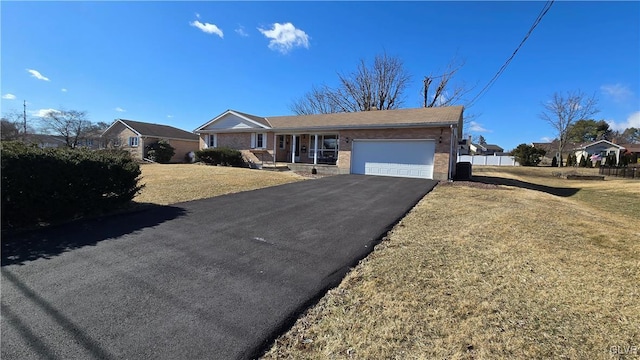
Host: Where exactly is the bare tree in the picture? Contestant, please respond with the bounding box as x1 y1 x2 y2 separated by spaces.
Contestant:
422 58 473 108
539 90 599 167
290 85 342 115
1 110 34 141
290 53 411 114
41 109 92 148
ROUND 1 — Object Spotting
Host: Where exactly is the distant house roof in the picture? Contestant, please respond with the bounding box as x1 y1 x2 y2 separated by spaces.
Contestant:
573 139 625 151
195 106 464 132
25 134 67 147
470 143 503 152
103 119 198 141
621 143 640 152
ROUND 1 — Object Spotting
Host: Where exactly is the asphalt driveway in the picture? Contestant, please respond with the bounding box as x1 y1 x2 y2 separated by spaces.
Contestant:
1 174 438 360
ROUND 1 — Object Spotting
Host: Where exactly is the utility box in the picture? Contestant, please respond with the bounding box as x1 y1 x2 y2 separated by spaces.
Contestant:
455 162 472 180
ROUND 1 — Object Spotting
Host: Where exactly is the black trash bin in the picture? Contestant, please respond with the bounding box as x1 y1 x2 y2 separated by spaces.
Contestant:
455 162 472 180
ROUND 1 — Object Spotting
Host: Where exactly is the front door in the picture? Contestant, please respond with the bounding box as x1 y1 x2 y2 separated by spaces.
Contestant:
294 135 301 162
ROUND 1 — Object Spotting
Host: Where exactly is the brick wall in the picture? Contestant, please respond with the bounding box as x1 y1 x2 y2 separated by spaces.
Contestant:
114 127 143 160
202 132 276 164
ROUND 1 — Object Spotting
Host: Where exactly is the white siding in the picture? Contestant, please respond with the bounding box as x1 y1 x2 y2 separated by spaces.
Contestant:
203 113 263 130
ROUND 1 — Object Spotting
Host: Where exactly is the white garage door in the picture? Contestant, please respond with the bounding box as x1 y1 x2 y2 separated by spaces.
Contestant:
351 140 435 179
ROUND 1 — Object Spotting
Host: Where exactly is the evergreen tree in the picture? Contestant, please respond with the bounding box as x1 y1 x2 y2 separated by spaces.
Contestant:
579 154 587 167
551 156 558 167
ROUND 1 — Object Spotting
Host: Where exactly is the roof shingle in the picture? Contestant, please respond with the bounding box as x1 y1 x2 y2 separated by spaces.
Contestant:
265 106 463 130
118 119 198 141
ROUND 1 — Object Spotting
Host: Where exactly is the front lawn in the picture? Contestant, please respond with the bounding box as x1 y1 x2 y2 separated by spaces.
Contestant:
134 163 304 205
263 166 640 359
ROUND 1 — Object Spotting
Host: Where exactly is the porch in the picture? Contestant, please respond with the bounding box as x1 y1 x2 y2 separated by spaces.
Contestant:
261 162 347 176
271 133 339 166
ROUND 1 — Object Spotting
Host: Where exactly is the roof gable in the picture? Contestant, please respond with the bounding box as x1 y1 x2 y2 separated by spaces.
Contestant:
579 140 625 150
195 110 270 132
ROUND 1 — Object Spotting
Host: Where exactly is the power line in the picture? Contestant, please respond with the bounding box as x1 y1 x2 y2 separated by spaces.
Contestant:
467 0 554 108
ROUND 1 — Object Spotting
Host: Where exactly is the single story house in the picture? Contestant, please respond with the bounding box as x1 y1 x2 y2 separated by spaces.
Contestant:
573 140 625 165
102 119 199 163
194 106 464 180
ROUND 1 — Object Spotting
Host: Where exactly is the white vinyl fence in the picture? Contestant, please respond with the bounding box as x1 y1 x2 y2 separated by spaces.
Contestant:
457 155 520 166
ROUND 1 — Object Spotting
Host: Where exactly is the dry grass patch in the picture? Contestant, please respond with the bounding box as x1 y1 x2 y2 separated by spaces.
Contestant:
134 163 304 205
263 171 639 359
473 166 640 219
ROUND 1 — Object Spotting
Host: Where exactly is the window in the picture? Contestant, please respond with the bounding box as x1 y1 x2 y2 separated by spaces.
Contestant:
251 133 267 149
207 134 217 148
129 136 139 147
278 135 285 149
309 134 338 163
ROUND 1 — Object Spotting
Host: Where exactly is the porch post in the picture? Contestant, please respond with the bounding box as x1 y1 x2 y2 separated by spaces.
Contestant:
313 134 318 165
291 135 296 163
273 133 277 165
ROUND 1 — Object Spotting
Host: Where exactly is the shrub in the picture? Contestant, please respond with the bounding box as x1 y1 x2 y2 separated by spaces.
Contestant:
551 156 558 167
566 153 575 167
579 154 587 167
196 147 245 167
1 141 143 229
511 144 546 166
146 139 175 163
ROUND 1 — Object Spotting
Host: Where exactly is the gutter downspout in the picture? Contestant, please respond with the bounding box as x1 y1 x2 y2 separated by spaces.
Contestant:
449 125 456 181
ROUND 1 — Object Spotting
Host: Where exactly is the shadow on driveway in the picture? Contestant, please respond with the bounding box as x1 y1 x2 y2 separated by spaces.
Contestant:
2 204 186 266
471 175 580 197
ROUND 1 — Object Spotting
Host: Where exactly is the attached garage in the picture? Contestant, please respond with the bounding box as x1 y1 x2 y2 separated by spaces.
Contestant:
350 139 436 179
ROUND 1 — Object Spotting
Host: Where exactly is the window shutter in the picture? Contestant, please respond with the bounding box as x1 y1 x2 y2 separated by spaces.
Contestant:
204 135 209 148
251 133 256 148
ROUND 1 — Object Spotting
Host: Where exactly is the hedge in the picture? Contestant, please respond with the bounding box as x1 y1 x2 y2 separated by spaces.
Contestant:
146 139 175 163
196 147 246 167
1 141 143 229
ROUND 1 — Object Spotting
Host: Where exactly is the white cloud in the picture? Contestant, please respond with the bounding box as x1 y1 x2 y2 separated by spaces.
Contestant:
2 93 16 100
115 107 126 112
190 19 223 38
258 22 310 54
601 83 633 102
167 115 173 118
469 121 491 133
540 136 554 143
195 13 200 19
61 88 67 92
235 26 248 37
27 69 50 81
32 108 60 117
607 111 640 131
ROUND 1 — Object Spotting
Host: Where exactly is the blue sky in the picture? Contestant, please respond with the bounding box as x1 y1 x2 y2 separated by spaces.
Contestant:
2 1 639 150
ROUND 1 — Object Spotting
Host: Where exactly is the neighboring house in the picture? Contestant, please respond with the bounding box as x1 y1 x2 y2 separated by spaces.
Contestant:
458 136 472 155
532 140 581 165
469 142 504 155
620 143 640 164
24 134 67 148
194 106 464 180
102 119 199 163
573 140 625 166
22 134 102 149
